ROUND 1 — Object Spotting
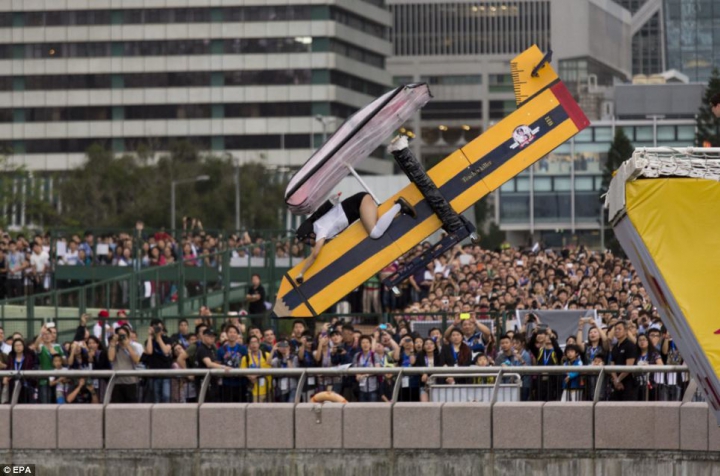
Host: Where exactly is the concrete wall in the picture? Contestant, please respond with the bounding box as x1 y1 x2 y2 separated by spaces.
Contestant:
3 402 720 452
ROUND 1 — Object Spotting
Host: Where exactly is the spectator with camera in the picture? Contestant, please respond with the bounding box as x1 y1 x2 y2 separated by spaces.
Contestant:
271 338 299 403
576 317 609 365
64 377 99 404
108 325 142 403
143 319 173 403
443 314 492 354
352 335 382 402
534 327 562 401
34 324 64 403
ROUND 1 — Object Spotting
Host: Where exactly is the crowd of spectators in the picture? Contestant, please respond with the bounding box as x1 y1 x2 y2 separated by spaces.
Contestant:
0 229 696 405
0 220 295 302
0 301 689 405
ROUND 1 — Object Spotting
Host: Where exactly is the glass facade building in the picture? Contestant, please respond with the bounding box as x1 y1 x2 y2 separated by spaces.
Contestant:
498 118 697 247
613 0 665 75
664 0 720 82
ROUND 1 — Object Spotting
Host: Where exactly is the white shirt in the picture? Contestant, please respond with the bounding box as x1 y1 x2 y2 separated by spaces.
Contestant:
30 251 50 273
62 250 79 266
313 203 349 241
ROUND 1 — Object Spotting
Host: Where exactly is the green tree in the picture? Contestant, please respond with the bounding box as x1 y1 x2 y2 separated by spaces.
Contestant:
697 68 720 147
601 128 634 255
602 128 634 194
0 155 61 229
56 142 288 231
473 195 506 251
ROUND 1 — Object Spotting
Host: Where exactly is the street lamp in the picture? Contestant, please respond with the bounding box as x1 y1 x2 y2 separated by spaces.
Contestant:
171 175 210 230
315 115 337 145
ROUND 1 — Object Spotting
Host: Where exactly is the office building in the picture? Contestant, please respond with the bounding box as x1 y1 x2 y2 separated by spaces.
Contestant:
0 1 393 173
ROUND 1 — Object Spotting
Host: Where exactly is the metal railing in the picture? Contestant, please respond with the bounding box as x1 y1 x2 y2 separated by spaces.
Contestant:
0 365 693 407
0 241 291 326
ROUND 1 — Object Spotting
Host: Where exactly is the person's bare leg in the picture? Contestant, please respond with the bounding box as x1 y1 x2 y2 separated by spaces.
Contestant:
359 194 378 234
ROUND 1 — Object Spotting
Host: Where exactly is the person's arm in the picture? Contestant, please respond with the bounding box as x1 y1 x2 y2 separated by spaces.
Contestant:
202 356 228 370
155 334 172 356
473 318 492 339
296 238 326 283
661 336 670 356
125 342 141 364
615 357 636 385
597 325 610 351
443 317 461 341
107 338 117 363
67 344 78 367
384 335 401 362
314 337 328 363
144 333 154 356
576 320 586 353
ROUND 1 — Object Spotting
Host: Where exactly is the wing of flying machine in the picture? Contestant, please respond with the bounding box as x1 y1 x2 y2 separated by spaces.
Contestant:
273 45 590 318
607 148 720 424
285 83 432 215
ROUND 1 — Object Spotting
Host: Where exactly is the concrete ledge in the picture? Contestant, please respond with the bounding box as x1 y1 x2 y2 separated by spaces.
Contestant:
595 402 680 450
58 404 103 449
708 405 720 451
393 403 442 449
493 402 543 449
246 404 294 449
105 404 152 449
152 404 198 449
543 402 593 449
343 403 392 449
681 403 708 451
441 403 491 449
0 406 9 449
295 403 343 449
199 404 247 449
12 405 57 449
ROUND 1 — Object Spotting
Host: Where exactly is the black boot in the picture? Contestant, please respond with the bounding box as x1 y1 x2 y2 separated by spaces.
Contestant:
395 197 417 219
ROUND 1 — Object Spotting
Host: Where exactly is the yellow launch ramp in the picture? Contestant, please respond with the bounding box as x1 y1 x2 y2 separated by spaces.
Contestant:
608 149 720 423
274 45 590 318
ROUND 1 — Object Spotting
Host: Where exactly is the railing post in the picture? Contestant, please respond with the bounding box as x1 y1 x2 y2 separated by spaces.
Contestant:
178 254 185 316
222 249 230 316
129 267 137 320
391 369 404 403
294 370 308 404
593 368 605 403
198 370 211 404
268 242 276 304
103 374 117 406
79 284 87 316
27 298 34 339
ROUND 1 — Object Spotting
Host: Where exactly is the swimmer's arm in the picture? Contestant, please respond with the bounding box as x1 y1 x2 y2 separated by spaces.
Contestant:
296 238 326 282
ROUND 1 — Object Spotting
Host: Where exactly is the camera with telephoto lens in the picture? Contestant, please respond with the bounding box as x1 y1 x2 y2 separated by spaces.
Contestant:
119 334 127 342
153 325 163 335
